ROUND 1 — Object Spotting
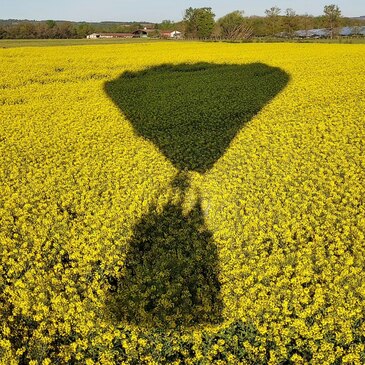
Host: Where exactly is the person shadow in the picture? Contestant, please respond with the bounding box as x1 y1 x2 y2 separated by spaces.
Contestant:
105 62 289 329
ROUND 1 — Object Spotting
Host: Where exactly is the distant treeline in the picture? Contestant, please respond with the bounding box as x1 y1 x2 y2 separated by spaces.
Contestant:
239 14 364 37
0 20 155 39
1 6 365 40
182 6 365 40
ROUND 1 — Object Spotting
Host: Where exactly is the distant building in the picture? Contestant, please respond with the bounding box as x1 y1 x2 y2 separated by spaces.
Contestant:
160 30 182 39
132 28 156 38
339 26 365 36
132 29 148 38
87 33 133 39
290 26 365 39
294 28 331 38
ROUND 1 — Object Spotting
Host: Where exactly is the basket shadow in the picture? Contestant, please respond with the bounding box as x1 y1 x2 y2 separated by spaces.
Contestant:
105 62 290 173
107 194 222 329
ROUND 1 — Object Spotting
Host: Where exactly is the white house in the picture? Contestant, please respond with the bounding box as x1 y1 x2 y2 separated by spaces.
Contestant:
160 30 182 39
87 33 133 39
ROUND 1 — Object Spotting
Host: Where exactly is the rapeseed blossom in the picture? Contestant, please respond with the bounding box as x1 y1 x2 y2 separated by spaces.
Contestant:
0 42 365 364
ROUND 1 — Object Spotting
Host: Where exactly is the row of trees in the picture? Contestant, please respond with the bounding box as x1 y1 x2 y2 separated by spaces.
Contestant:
0 4 363 40
0 20 94 39
183 4 362 40
0 20 150 39
183 8 252 40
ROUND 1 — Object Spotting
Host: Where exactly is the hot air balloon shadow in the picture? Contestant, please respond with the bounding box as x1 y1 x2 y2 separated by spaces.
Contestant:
105 62 289 329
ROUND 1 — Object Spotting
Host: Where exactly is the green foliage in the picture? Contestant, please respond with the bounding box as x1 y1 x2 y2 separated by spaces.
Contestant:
184 7 215 39
283 8 298 36
76 23 95 38
46 20 56 29
217 11 252 40
265 6 282 35
156 20 175 30
323 4 342 38
323 4 342 21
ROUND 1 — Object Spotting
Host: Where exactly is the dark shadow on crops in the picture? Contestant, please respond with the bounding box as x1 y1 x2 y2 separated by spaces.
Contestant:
105 63 289 328
105 62 289 173
107 175 222 328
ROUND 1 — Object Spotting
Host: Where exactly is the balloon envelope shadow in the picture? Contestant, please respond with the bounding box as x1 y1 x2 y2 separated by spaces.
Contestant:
105 63 289 328
105 62 289 173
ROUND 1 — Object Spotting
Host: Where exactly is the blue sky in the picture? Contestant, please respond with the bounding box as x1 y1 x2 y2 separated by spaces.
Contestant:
1 0 364 22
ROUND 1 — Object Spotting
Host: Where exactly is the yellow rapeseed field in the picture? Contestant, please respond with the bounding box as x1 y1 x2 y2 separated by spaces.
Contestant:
1 42 365 364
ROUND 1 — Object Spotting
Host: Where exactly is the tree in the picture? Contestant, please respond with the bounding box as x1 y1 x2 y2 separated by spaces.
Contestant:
157 20 175 30
0 26 7 39
217 10 252 40
16 22 37 39
283 8 298 37
46 20 56 29
246 16 267 37
323 4 342 38
77 23 95 38
211 22 222 40
298 13 312 36
264 6 281 36
184 7 215 39
54 22 77 39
